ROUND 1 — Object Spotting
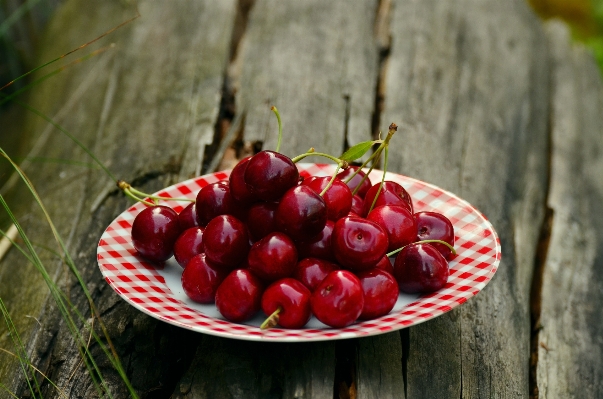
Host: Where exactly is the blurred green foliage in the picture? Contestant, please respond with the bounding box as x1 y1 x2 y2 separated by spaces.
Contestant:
529 0 603 71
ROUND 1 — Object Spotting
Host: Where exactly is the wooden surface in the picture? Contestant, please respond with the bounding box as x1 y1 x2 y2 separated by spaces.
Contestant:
0 0 602 398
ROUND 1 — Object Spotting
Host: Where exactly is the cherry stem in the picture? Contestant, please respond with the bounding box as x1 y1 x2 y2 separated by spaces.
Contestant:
271 106 283 153
291 151 348 169
319 163 342 197
260 307 282 330
345 123 398 196
366 145 389 214
117 180 194 206
122 187 155 207
386 239 457 257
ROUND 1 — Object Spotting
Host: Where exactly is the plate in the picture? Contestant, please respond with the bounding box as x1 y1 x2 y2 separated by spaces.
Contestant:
97 163 501 342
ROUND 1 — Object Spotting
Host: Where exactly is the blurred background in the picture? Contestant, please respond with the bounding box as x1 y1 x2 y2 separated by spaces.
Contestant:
1 0 602 188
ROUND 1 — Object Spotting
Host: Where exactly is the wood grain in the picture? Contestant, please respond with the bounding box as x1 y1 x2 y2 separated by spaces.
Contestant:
381 0 550 397
535 21 603 399
236 0 379 158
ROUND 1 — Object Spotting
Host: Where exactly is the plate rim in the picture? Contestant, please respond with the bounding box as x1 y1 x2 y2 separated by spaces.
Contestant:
97 163 501 342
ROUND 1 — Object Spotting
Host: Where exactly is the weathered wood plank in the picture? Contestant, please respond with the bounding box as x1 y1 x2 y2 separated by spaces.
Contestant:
535 21 603 398
0 0 236 396
356 333 405 399
381 0 550 397
237 0 379 158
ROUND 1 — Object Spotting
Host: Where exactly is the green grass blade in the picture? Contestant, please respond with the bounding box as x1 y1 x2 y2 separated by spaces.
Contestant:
0 382 20 399
5 349 71 399
0 45 114 108
0 149 138 398
0 195 109 398
0 298 41 398
0 11 139 91
0 99 117 181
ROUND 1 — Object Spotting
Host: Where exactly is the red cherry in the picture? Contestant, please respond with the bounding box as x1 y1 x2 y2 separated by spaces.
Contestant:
131 205 181 263
276 185 327 241
215 269 264 322
293 257 339 291
244 150 299 201
295 220 335 262
247 232 298 282
367 205 417 252
374 255 394 275
246 201 279 241
181 254 227 303
336 166 372 198
414 211 455 259
178 202 199 231
304 176 352 221
393 243 449 294
362 181 413 216
195 182 246 226
350 194 364 216
203 215 250 270
332 216 388 271
356 268 399 320
173 227 205 268
310 270 364 328
229 156 257 204
261 278 311 329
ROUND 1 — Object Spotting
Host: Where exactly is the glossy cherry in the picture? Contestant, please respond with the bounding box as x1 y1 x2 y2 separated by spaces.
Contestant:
244 150 299 201
350 194 364 216
181 253 227 303
203 215 250 269
247 232 298 282
336 166 372 198
261 278 311 329
276 185 327 241
332 216 388 271
295 220 335 262
215 269 264 322
393 242 449 294
310 270 364 328
195 181 246 226
356 268 399 320
374 255 395 275
246 201 279 242
362 181 413 216
303 176 352 221
173 227 205 268
178 202 199 230
229 156 257 204
293 257 339 291
131 205 181 263
414 211 455 259
367 205 417 252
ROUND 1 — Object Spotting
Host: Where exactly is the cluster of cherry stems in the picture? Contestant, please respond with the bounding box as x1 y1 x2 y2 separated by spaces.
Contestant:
124 110 455 329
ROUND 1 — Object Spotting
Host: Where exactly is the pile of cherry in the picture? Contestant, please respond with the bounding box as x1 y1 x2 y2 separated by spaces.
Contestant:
130 150 455 329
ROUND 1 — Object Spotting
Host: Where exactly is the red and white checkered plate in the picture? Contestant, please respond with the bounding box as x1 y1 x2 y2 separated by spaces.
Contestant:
97 163 501 342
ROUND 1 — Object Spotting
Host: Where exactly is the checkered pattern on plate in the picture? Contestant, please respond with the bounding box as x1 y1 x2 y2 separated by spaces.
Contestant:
98 163 501 341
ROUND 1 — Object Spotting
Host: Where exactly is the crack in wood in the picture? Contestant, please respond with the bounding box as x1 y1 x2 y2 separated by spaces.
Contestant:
528 60 555 398
342 94 351 158
529 208 554 399
333 339 358 399
400 328 409 399
202 0 257 174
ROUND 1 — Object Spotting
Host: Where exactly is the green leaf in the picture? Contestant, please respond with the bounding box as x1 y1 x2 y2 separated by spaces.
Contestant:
339 140 378 162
